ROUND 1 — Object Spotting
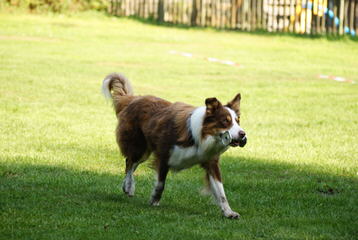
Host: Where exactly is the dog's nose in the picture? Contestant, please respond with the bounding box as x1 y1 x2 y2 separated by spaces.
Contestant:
238 130 246 139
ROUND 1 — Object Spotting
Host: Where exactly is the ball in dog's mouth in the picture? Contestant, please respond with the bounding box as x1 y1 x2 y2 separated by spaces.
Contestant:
230 136 247 148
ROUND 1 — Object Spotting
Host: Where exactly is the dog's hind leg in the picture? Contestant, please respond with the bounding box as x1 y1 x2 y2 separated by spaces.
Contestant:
121 148 151 197
122 158 139 197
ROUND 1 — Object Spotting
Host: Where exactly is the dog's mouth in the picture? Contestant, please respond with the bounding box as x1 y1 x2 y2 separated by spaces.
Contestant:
220 131 247 148
230 136 247 148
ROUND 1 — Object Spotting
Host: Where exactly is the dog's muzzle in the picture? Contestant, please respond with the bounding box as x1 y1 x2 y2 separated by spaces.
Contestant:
221 131 247 148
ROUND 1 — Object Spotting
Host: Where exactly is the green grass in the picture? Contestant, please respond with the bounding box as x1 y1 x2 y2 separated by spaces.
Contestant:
0 11 357 240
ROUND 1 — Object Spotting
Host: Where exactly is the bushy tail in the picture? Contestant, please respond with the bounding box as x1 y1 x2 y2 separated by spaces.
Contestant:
102 73 134 114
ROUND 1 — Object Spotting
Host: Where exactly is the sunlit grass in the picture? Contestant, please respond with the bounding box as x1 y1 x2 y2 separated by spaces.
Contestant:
0 11 357 240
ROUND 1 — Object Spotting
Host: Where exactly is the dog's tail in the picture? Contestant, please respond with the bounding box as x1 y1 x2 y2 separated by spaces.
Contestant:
102 73 134 114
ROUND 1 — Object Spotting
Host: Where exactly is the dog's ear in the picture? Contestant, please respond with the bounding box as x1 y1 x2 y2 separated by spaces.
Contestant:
226 93 241 114
205 97 222 115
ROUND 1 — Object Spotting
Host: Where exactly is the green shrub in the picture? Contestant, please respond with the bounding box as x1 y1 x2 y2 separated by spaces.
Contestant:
3 0 109 12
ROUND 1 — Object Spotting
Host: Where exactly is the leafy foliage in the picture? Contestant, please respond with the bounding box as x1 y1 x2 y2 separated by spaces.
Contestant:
3 0 108 12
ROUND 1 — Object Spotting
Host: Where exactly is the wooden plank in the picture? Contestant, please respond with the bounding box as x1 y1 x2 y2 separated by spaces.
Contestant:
279 0 284 32
219 0 223 28
219 0 222 28
227 0 232 28
209 0 214 27
236 0 241 29
339 0 344 35
252 0 256 30
246 0 250 30
289 0 294 32
133 0 136 16
141 0 144 16
223 0 227 28
307 0 313 34
112 0 116 15
171 0 174 23
125 0 129 16
148 0 153 18
262 0 267 31
134 0 137 16
273 0 277 32
158 0 164 22
181 0 184 24
174 0 178 24
208 0 213 27
231 0 237 28
322 0 326 34
200 0 205 26
333 1 338 35
314 0 320 34
343 0 348 34
282 0 286 31
191 0 198 25
241 0 245 30
356 0 358 34
256 0 261 29
302 0 307 34
294 0 299 33
171 0 175 23
350 0 355 33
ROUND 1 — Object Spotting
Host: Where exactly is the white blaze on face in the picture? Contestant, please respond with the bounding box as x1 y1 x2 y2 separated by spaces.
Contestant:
225 107 244 140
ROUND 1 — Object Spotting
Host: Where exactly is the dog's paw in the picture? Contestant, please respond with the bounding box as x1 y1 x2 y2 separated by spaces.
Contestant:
223 210 240 219
149 199 160 206
122 179 135 197
199 187 211 196
121 181 128 194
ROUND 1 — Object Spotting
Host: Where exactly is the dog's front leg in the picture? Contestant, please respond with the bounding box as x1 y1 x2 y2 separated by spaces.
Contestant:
149 161 169 206
202 159 240 219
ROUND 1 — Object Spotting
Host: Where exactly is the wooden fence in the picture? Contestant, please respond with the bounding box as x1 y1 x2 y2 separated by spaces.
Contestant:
109 0 358 36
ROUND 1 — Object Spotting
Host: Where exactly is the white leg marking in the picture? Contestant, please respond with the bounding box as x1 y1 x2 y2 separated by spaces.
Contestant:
209 176 240 219
122 162 139 196
150 180 164 206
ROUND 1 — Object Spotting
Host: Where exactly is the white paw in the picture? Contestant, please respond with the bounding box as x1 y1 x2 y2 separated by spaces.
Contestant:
122 179 135 197
199 187 211 196
223 210 240 219
149 199 160 206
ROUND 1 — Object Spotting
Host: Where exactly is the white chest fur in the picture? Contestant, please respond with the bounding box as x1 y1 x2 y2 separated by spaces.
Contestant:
168 106 229 171
168 136 228 170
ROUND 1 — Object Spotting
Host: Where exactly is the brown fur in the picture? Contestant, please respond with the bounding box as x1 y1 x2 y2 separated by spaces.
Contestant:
202 98 233 138
226 93 241 116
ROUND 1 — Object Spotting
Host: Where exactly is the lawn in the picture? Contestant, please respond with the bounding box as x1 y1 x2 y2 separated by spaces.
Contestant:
0 10 357 240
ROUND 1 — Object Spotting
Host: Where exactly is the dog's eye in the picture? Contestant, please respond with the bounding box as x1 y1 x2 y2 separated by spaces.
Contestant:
222 119 229 124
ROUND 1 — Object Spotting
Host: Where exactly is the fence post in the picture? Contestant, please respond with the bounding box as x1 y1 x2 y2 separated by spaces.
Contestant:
158 0 164 22
231 0 237 28
355 0 358 34
339 0 344 35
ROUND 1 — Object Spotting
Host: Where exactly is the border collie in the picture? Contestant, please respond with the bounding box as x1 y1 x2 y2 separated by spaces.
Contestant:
102 73 247 219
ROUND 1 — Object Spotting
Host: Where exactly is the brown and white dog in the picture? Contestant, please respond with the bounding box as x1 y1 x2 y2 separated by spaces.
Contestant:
102 73 247 219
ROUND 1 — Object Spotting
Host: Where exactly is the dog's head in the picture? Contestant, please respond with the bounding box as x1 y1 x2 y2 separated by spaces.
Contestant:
202 94 247 148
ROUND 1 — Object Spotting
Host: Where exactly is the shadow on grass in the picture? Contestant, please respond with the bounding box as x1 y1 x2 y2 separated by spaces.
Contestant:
1 154 357 239
108 14 358 42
